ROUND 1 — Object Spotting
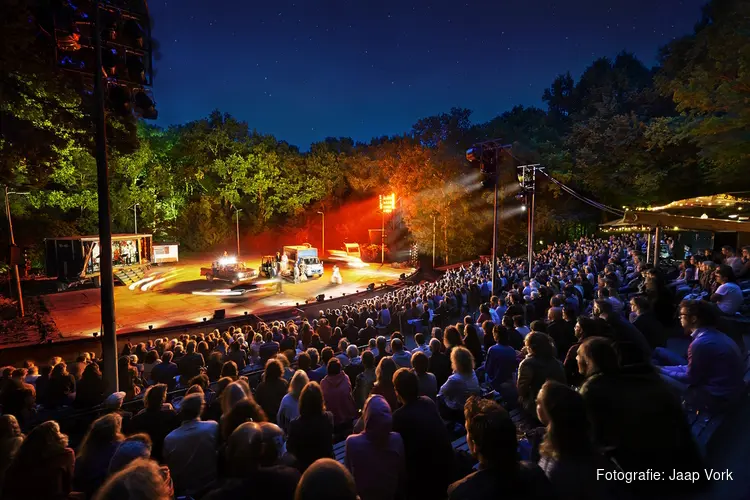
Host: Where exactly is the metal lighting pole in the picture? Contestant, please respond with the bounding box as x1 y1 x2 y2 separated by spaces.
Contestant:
4 186 28 317
93 0 118 395
133 203 139 234
232 206 242 258
432 214 436 269
317 211 325 258
490 149 500 295
381 209 385 265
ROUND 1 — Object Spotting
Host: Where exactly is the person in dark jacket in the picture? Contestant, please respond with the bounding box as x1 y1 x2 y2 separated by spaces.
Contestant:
564 316 609 387
593 299 651 367
151 351 179 389
392 369 454 500
427 337 452 389
630 296 667 350
255 358 289 424
74 413 125 498
484 324 519 405
286 382 334 472
344 318 360 345
545 307 576 361
178 340 205 382
447 397 554 500
129 384 179 462
517 332 566 418
74 363 106 408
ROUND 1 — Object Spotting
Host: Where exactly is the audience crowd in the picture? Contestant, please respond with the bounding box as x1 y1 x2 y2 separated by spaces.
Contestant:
0 235 748 499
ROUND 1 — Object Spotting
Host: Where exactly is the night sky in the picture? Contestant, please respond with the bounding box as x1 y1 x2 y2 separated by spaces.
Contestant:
150 0 706 149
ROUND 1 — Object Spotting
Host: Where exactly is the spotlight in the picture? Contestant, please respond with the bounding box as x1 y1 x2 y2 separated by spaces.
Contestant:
521 205 527 212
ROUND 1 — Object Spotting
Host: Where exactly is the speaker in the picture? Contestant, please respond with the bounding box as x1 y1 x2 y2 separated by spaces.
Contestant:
213 309 226 320
399 273 406 280
316 294 325 302
367 283 375 291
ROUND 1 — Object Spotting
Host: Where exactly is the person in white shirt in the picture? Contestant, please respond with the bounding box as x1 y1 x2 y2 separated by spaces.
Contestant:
163 393 219 498
711 265 743 315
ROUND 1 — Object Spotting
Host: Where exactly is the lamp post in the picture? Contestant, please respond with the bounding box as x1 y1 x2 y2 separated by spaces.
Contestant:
4 186 29 317
379 193 395 266
132 203 139 234
232 206 242 258
432 214 437 269
317 211 325 258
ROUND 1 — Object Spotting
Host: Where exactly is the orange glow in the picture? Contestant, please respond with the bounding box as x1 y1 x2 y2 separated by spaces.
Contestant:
379 193 396 213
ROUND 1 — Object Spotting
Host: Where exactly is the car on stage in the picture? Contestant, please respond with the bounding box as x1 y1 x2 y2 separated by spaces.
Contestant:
200 256 258 285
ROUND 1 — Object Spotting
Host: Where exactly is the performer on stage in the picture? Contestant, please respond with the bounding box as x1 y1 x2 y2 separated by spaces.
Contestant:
281 252 289 273
331 264 343 285
299 261 308 281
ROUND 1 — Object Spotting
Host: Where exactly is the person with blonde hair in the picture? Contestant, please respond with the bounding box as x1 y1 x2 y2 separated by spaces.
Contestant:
278 370 310 433
437 346 480 421
93 458 172 500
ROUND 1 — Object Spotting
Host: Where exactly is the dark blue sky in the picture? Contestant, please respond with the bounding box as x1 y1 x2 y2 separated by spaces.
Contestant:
150 0 706 149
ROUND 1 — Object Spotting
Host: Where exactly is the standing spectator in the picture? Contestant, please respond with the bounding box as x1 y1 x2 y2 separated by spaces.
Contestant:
74 413 125 497
277 370 309 433
536 381 615 500
118 356 142 400
345 395 405 500
517 332 566 418
129 384 179 462
227 341 248 371
355 351 377 409
163 392 219 498
2 421 75 500
344 318 360 345
178 340 205 382
142 350 161 383
411 351 437 401
370 357 400 411
255 358 289 424
545 307 575 361
412 332 432 357
295 459 358 500
344 345 364 392
447 397 553 500
75 363 106 409
392 369 454 500
313 347 334 380
287 382 334 472
259 332 281 364
437 346 481 421
321 358 357 427
428 337 452 388
335 339 351 367
463 324 484 366
484 324 519 405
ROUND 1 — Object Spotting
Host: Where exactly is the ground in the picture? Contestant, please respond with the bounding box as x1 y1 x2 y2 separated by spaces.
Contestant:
39 253 410 341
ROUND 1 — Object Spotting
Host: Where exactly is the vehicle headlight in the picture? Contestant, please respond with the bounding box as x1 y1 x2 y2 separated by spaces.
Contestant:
237 272 245 278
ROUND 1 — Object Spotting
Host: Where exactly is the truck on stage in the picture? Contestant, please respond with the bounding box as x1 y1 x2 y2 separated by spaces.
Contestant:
200 256 258 284
283 244 324 278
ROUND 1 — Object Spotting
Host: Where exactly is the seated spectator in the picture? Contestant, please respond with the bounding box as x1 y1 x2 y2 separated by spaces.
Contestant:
0 370 36 426
655 299 745 410
710 265 744 315
163 392 219 498
536 381 615 500
0 415 24 490
278 370 309 433
514 315 530 338
428 337 452 388
321 358 357 427
564 316 606 387
517 332 566 418
107 434 152 474
227 341 247 371
437 346 481 422
129 384 179 462
546 307 575 361
355 351 377 409
259 332 281 364
178 340 205 382
392 369 454 500
447 397 553 500
390 338 412 368
75 362 106 408
335 339 351 367
629 295 668 350
579 337 706 496
345 395 405 500
344 345 364 391
412 332 432 357
287 382 334 472
220 381 268 440
74 413 125 497
370 357 400 411
295 458 358 500
203 422 300 500
93 458 172 500
142 350 161 383
411 351 437 401
256 358 289 424
484 324 519 405
593 299 651 366
481 320 496 353
151 351 178 389
45 361 76 409
312 347 334 380
463 323 484 366
344 318 360 345
206 351 224 381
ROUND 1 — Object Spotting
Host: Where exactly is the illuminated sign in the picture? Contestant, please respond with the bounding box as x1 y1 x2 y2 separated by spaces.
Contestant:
379 193 396 213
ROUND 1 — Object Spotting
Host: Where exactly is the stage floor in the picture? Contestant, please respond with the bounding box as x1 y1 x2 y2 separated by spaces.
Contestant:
42 255 411 340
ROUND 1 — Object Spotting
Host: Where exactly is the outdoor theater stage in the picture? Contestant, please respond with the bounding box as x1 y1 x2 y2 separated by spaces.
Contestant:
41 255 412 340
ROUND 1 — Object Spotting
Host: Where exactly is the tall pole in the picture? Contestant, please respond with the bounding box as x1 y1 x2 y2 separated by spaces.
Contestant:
233 207 242 258
528 189 535 274
381 210 385 265
432 214 436 269
94 0 118 395
4 186 25 317
133 203 138 234
317 211 325 258
490 149 500 295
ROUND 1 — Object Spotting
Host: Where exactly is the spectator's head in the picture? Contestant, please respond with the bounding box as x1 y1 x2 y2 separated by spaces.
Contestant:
366 318 374 327
575 316 602 341
577 337 618 379
226 421 264 477
327 357 342 376
411 351 429 375
295 458 358 500
297 352 311 371
289 370 309 399
376 336 387 352
492 324 509 345
390 338 404 353
346 344 359 359
450 346 475 376
443 325 462 350
547 307 563 322
525 332 555 359
414 332 425 346
307 348 320 367
536 380 591 459
221 360 239 380
715 264 736 284
721 245 735 257
0 414 22 441
361 350 375 370
263 358 284 382
188 373 209 391
375 357 397 388
299 382 326 418
258 422 286 467
144 384 168 411
529 320 547 333
679 299 719 333
593 299 613 318
429 337 442 355
186 340 196 355
179 392 205 421
393 367 419 405
11 420 67 468
79 413 124 460
629 295 651 316
320 347 334 366
463 397 517 469
338 338 348 353
108 434 153 474
512 315 524 328
95 458 171 500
